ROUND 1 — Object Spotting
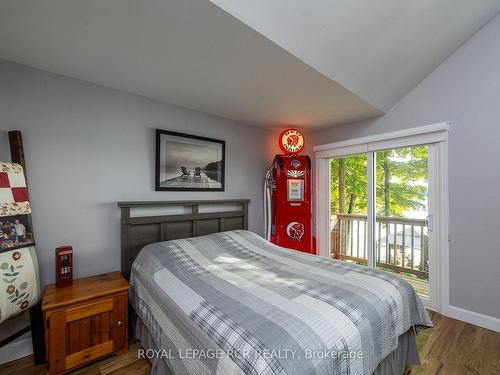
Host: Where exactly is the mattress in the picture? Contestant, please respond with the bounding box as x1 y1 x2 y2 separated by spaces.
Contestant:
130 230 432 375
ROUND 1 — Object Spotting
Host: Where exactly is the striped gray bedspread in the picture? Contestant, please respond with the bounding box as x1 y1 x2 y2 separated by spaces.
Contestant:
130 230 432 375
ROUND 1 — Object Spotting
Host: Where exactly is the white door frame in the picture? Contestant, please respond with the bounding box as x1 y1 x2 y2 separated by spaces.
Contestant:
314 122 450 313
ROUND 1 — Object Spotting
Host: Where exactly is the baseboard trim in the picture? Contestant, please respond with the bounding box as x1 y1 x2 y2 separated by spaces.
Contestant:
447 305 500 333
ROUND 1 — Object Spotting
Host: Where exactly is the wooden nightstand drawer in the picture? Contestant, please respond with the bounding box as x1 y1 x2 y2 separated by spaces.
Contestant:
43 272 129 374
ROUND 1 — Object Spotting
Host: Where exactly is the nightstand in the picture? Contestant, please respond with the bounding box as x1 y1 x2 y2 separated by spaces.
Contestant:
42 272 130 374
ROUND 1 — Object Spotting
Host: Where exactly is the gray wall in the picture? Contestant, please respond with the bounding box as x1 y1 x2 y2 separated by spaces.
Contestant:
311 14 500 319
0 60 275 286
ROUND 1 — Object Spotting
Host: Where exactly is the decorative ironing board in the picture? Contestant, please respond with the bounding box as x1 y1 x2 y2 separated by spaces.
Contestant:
0 162 40 323
0 131 45 364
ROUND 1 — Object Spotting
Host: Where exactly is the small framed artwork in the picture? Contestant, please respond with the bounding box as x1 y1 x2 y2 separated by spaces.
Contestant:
155 129 225 191
0 214 35 252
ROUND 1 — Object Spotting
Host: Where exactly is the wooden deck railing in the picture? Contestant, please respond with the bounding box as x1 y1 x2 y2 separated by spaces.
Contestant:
331 213 428 279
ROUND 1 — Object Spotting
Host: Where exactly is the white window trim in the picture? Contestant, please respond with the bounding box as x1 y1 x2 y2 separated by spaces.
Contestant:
314 122 450 314
313 122 449 157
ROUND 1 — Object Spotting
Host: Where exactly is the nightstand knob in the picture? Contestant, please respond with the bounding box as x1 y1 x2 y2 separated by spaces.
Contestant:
117 320 123 327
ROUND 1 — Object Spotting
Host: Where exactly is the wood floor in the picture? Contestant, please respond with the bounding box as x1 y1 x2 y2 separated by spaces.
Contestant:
406 311 500 375
1 311 498 375
0 342 151 375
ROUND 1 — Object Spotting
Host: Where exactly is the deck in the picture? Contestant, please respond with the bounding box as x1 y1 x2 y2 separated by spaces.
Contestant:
400 273 429 299
331 212 430 300
159 171 221 189
338 256 430 299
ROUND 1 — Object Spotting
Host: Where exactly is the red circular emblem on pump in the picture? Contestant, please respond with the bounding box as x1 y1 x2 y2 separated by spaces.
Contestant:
286 222 305 241
279 128 305 154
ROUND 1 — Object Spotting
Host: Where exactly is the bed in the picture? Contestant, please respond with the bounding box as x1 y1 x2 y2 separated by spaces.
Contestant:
119 200 432 375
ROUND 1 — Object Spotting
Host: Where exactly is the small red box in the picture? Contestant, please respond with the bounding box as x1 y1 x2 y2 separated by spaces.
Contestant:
55 246 73 287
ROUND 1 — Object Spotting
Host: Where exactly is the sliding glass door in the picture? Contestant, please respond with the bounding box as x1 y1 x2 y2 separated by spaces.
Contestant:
330 144 437 307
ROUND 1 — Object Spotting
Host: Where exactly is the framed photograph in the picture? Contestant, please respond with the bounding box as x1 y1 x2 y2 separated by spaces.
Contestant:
155 129 225 191
0 214 35 252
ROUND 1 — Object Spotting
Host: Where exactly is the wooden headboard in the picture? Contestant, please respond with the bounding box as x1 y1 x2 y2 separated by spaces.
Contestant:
118 199 250 279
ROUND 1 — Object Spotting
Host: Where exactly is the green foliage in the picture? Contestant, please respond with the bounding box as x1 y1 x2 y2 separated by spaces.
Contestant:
330 155 367 213
330 146 428 217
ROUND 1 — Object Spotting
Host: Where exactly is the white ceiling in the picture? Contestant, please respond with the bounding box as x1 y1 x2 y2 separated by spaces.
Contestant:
0 0 381 130
1 1 499 130
211 0 500 112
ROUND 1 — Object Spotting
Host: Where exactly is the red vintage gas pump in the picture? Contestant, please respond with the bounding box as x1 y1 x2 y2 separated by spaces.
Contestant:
264 129 315 254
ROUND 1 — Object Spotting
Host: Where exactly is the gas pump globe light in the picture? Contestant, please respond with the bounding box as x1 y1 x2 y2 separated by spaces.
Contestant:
279 128 305 154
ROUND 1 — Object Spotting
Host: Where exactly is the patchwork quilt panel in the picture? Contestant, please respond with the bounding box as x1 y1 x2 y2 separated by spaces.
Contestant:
0 246 40 323
130 230 432 375
0 163 31 216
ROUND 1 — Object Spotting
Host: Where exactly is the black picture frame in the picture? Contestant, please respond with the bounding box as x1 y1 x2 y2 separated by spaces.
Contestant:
155 129 225 191
0 214 35 253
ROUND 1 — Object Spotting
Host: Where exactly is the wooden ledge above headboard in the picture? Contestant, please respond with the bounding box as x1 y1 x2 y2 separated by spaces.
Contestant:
118 199 250 279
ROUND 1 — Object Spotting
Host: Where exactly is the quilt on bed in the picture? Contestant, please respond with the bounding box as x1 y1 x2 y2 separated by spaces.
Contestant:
130 230 432 375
